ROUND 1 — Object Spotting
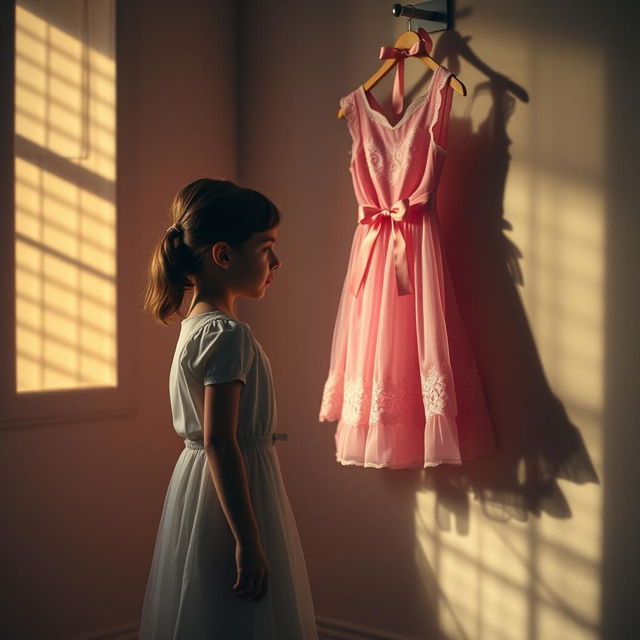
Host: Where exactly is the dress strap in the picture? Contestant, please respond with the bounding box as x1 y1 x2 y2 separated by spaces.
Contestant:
429 66 455 151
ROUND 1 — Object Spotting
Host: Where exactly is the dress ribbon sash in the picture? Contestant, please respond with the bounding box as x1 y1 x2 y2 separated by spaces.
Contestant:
349 191 431 298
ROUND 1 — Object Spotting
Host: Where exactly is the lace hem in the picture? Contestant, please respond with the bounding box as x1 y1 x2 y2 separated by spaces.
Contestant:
421 367 449 417
336 456 464 469
320 365 458 427
319 371 344 422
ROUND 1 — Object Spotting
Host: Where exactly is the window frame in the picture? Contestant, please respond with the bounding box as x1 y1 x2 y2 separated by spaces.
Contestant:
0 0 136 430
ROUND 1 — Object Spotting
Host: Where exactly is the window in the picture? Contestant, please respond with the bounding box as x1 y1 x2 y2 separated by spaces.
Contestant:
1 0 133 426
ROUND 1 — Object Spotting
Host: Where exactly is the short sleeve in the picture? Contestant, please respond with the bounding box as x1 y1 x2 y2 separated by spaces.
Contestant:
188 319 255 385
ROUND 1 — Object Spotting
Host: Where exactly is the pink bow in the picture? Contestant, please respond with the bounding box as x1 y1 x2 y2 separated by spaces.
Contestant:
378 28 433 115
349 192 432 298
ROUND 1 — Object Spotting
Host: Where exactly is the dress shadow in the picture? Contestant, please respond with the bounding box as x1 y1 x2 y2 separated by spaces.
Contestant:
411 33 599 530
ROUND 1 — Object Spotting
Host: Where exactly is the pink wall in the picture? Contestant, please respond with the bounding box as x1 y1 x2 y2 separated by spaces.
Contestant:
1 1 639 639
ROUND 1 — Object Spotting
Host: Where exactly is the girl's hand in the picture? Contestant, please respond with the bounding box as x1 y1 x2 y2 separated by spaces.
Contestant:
232 540 270 603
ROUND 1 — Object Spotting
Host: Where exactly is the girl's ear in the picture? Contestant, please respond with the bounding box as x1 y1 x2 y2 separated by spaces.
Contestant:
211 241 230 270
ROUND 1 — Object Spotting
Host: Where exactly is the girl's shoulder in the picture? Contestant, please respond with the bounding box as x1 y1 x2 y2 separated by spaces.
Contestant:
182 312 254 349
179 313 257 381
181 310 250 331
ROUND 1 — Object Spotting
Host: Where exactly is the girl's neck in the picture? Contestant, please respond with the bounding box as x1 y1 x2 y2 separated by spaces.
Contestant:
186 287 237 321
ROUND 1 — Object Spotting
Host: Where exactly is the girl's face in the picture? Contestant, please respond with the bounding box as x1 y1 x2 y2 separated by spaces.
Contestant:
230 226 281 298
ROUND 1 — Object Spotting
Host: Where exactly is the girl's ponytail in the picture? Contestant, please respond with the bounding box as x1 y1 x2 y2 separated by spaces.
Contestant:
143 177 281 325
144 224 195 325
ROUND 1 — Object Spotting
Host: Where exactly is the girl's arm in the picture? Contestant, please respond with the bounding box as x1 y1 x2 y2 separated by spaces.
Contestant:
203 380 260 545
203 380 270 602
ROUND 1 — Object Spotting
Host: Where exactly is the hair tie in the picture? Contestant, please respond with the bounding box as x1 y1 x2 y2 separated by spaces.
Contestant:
166 224 183 235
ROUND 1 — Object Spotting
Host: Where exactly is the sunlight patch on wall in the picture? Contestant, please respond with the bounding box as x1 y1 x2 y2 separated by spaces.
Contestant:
511 175 605 409
416 493 600 640
14 1 116 392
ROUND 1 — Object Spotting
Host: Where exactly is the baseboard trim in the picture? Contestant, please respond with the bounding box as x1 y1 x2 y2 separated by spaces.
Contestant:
74 614 420 640
73 620 139 640
317 614 423 640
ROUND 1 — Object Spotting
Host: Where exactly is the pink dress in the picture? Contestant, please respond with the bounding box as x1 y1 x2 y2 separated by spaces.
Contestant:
319 64 497 468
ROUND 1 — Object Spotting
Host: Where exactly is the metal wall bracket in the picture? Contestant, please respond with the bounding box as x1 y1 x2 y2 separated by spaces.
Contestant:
392 1 450 34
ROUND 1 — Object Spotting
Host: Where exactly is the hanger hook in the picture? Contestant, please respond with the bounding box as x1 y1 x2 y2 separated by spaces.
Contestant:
406 4 416 31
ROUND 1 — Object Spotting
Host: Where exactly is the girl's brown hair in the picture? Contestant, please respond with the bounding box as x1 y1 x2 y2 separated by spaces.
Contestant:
143 178 281 324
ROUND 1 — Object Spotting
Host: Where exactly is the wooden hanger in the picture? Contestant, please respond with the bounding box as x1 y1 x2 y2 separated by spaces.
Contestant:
337 29 466 119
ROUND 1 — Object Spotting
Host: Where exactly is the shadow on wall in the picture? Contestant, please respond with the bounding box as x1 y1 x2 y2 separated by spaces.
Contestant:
416 29 600 640
424 29 599 529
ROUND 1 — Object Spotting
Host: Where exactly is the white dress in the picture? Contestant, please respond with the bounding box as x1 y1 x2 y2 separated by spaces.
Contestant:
139 311 318 639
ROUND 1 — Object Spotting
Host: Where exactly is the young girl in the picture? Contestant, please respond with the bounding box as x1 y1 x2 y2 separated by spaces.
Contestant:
139 178 318 639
